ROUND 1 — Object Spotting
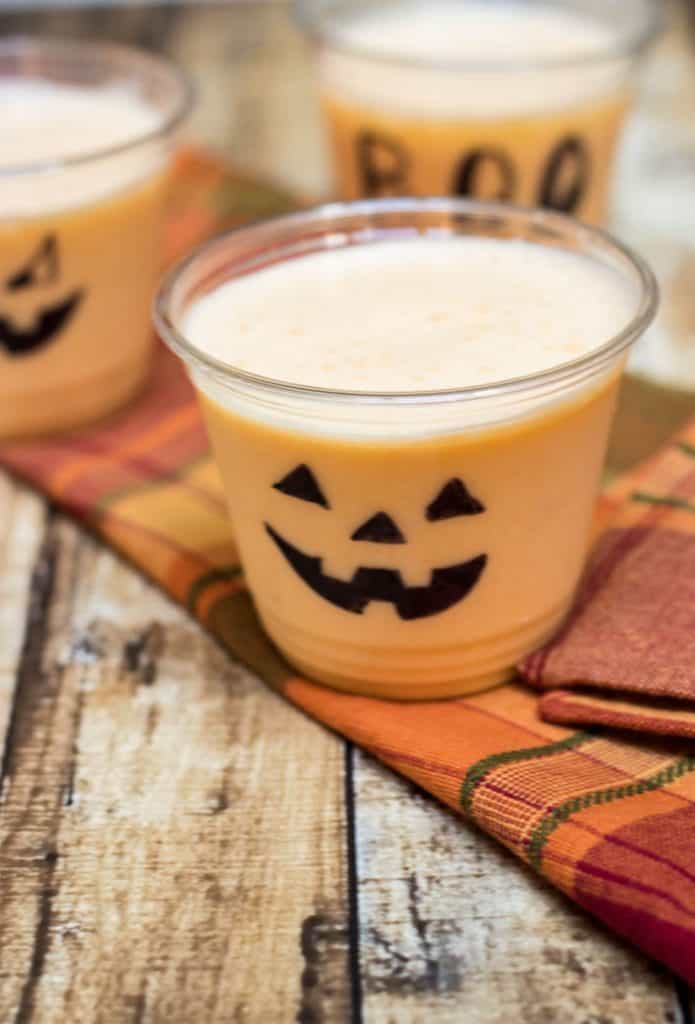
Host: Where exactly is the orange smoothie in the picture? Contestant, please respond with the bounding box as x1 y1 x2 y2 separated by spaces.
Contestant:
158 201 656 701
301 0 658 222
0 41 190 438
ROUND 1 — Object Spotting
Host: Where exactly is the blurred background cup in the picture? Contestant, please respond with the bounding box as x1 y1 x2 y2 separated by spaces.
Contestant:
296 0 660 223
0 37 192 438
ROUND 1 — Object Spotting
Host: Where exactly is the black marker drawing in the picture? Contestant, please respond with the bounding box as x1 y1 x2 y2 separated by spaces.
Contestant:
0 236 83 356
355 130 410 197
353 126 592 213
267 469 487 619
452 147 517 201
538 135 590 214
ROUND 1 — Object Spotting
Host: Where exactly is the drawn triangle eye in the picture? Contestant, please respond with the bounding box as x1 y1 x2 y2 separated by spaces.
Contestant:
273 464 330 508
6 236 59 292
426 478 485 520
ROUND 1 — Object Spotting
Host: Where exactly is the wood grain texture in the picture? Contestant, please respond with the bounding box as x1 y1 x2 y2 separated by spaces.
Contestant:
0 479 46 760
0 517 350 1024
352 750 682 1024
0 1 693 1020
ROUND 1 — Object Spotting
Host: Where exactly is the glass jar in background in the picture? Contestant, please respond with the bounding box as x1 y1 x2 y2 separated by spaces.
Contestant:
296 0 660 224
0 37 192 438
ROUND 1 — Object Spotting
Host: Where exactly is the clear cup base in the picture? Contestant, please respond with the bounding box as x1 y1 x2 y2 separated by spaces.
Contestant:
0 346 153 440
258 598 571 701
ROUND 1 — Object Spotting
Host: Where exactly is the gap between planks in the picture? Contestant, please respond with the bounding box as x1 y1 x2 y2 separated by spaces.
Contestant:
0 495 351 1023
0 475 692 1022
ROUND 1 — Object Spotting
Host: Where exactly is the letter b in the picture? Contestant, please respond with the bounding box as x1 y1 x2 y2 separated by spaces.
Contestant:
355 131 409 196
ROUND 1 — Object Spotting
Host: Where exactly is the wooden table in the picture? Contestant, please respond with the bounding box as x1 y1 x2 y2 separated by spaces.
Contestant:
1 3 695 1021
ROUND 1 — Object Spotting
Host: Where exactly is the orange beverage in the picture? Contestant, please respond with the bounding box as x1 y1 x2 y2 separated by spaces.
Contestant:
156 200 657 700
0 38 191 438
297 0 658 223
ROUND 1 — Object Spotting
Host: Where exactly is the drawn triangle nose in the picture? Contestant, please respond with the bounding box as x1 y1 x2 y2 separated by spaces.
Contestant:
351 511 406 544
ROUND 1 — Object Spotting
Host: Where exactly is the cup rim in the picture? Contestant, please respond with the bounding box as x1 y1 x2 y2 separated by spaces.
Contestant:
154 196 659 407
293 0 662 75
0 35 194 179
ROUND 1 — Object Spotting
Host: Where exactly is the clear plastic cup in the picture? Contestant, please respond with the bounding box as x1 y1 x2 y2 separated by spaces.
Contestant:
0 37 192 438
155 198 657 700
296 0 659 224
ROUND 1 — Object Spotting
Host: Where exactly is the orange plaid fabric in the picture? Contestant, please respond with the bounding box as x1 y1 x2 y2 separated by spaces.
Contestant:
2 151 695 983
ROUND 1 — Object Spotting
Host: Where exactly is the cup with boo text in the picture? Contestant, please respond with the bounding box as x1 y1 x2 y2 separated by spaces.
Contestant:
296 0 659 224
155 198 657 701
0 37 192 438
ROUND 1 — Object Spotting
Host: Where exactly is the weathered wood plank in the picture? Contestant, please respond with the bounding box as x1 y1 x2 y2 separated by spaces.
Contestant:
0 3 181 50
0 476 46 759
353 749 681 1024
0 516 351 1024
0 2 693 1020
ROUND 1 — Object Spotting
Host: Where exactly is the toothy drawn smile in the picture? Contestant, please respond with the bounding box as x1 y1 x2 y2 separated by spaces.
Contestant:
0 291 83 355
265 523 487 621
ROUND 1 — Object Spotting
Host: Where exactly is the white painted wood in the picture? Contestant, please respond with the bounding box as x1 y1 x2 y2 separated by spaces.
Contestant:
0 518 350 1022
354 749 682 1024
0 1 692 1017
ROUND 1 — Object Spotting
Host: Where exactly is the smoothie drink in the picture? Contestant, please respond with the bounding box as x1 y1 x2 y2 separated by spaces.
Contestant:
0 39 191 438
298 0 658 223
156 199 657 700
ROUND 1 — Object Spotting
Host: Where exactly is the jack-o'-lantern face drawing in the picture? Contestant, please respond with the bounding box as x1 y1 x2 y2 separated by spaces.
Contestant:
265 464 488 620
0 236 83 356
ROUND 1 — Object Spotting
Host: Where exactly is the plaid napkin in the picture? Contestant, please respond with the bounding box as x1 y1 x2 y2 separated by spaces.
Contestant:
519 444 695 739
3 149 695 983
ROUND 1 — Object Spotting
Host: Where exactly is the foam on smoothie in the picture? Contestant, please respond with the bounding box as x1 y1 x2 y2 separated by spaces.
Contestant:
0 79 164 215
183 237 637 392
318 1 628 118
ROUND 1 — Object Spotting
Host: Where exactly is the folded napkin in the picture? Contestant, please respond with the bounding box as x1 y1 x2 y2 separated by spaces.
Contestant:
520 443 695 739
3 149 695 983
